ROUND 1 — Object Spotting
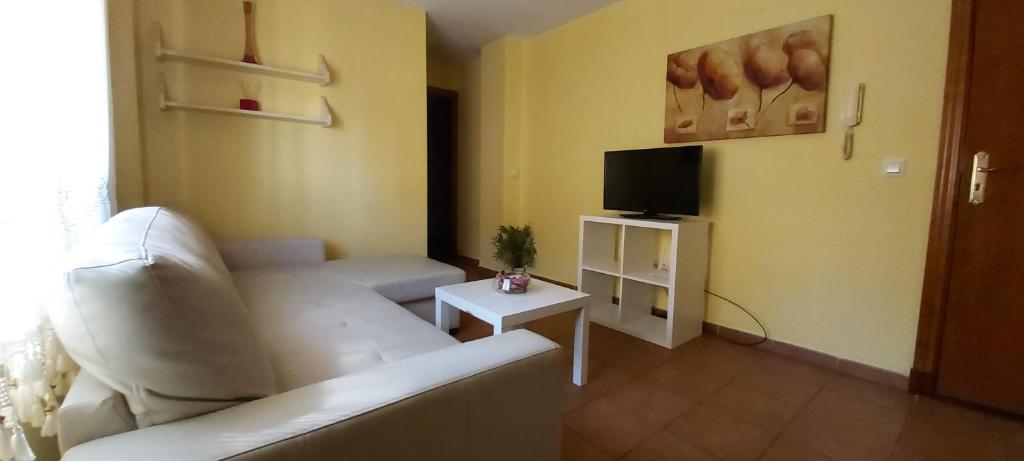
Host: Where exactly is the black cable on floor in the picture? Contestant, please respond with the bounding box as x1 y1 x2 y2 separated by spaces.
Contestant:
705 290 769 346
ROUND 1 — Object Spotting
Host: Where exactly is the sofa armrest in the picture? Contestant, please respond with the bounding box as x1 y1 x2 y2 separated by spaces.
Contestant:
218 238 326 271
58 370 137 454
62 330 564 461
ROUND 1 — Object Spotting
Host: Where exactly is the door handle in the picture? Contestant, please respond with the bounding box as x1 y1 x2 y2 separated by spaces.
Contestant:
969 151 1016 205
976 166 1014 173
969 152 990 205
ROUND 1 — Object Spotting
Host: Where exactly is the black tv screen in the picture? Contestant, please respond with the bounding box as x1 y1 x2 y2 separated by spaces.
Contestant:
604 146 703 217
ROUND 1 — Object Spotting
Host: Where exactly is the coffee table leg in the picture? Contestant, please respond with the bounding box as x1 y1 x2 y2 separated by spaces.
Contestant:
435 298 449 331
572 306 589 386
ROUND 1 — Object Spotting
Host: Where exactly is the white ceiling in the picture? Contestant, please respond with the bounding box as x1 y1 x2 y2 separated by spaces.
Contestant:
401 0 621 59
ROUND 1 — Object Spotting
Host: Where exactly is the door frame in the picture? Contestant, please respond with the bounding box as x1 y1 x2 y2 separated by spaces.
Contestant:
427 86 459 258
910 0 974 395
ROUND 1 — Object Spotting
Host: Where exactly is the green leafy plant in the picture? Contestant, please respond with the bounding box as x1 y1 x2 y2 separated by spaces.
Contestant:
491 224 537 270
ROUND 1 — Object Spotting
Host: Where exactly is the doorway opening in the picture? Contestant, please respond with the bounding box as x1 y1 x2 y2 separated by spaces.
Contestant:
427 87 458 261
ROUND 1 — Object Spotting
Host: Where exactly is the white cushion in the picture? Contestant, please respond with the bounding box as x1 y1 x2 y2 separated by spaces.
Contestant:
232 264 460 391
323 255 465 303
50 207 278 427
218 238 326 271
57 370 136 454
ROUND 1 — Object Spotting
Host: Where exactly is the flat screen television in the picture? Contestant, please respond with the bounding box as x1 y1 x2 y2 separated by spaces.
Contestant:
604 146 703 219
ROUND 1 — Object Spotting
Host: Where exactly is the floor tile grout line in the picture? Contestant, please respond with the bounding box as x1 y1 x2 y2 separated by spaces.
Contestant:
618 348 759 460
572 333 884 460
568 330 1022 461
581 339 727 460
887 411 912 461
755 353 841 388
563 426 618 460
755 368 837 460
822 378 914 416
455 272 921 459
565 346 669 459
583 359 668 460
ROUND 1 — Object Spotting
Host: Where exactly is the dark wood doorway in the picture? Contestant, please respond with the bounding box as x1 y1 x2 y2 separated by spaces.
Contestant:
912 0 1024 415
427 87 458 261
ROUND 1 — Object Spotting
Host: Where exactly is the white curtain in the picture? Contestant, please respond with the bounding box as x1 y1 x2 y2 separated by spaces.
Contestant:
0 1 114 459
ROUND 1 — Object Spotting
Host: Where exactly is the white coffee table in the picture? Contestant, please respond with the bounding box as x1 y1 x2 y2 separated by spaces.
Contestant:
435 278 591 386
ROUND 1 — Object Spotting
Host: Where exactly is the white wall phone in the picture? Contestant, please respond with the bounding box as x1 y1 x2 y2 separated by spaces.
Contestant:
840 83 865 160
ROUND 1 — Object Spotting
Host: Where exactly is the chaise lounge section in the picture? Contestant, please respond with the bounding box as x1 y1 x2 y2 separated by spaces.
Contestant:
52 207 563 460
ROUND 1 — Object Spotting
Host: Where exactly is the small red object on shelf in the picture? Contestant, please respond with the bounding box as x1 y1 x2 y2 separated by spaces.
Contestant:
239 99 260 111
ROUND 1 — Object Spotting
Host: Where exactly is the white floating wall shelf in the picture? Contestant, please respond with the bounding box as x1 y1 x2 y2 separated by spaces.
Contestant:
159 79 333 127
155 26 331 85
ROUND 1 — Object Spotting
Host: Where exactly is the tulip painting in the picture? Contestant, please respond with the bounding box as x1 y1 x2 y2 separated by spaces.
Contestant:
664 15 832 143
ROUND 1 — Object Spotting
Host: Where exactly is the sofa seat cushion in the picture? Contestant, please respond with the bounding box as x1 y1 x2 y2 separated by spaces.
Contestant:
233 264 459 391
321 255 465 303
51 207 278 428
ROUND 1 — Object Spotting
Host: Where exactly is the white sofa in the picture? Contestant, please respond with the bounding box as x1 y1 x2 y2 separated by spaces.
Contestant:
51 207 563 460
219 240 465 331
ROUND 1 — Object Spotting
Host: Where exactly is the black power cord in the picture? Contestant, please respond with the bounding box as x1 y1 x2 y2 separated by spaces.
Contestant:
705 290 769 346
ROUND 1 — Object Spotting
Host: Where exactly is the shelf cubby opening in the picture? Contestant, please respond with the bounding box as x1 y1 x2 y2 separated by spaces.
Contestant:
580 221 622 275
622 226 673 286
579 269 620 325
619 279 669 343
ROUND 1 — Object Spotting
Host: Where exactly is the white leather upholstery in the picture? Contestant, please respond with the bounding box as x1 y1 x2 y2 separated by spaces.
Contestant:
54 215 564 460
61 331 563 461
220 245 464 328
57 370 137 454
232 265 459 391
50 207 278 427
323 255 466 303
218 238 326 271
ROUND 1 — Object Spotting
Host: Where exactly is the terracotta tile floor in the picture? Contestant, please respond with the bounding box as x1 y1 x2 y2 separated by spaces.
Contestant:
453 311 1024 460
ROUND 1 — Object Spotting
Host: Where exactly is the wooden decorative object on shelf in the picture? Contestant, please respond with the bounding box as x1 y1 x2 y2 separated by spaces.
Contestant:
242 0 260 64
154 14 333 127
155 26 330 85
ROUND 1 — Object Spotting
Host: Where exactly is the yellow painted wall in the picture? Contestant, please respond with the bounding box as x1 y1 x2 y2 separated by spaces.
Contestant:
107 0 145 210
476 40 505 268
501 39 525 229
130 0 427 258
437 43 526 268
473 38 527 270
515 0 952 374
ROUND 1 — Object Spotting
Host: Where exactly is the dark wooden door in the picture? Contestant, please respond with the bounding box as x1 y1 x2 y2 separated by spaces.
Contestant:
935 0 1024 414
427 87 458 260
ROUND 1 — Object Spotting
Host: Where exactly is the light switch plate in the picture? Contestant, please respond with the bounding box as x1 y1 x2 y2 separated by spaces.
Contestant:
882 158 906 176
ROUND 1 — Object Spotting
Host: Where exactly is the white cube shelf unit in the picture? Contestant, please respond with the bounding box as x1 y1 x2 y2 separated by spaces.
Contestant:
577 215 709 348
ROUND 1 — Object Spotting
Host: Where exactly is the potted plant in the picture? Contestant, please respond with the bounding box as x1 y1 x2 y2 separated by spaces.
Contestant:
491 224 537 294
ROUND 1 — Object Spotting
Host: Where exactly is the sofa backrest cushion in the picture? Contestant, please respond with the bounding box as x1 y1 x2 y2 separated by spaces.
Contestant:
49 207 277 427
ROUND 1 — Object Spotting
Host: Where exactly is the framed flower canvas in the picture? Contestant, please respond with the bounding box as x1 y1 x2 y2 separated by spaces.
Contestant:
664 15 832 143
